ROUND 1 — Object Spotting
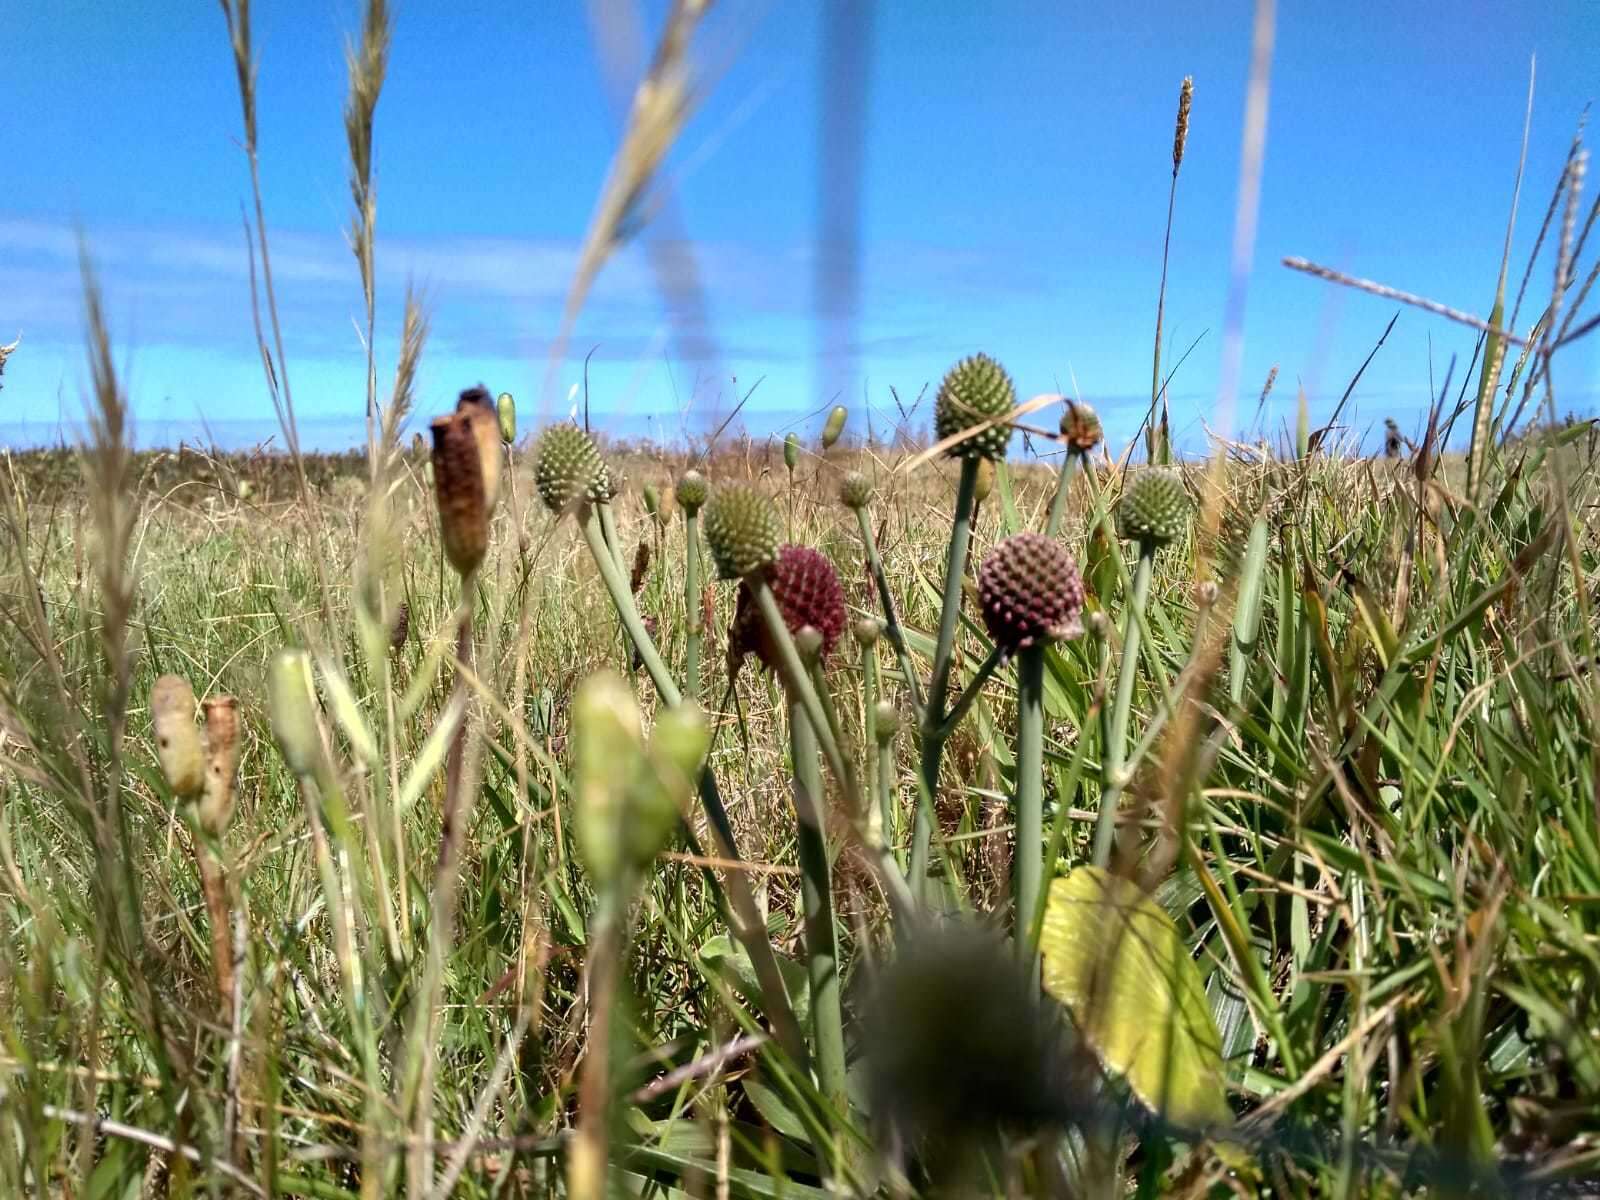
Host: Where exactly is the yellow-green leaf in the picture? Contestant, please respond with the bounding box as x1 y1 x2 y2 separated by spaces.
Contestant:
1040 866 1231 1129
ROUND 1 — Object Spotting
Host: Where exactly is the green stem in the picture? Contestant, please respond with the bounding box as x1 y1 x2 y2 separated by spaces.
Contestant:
597 499 627 575
684 510 702 701
1046 450 1082 539
1014 646 1045 968
584 513 679 703
911 457 979 894
862 639 882 847
935 643 1006 741
854 506 924 716
788 699 848 1117
877 726 899 865
751 581 860 810
580 511 808 1065
1092 547 1155 868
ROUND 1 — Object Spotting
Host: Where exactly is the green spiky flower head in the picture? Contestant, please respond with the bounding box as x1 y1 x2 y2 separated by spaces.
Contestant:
839 469 872 511
702 483 781 580
675 469 708 514
534 423 612 513
934 353 1016 461
1117 468 1190 548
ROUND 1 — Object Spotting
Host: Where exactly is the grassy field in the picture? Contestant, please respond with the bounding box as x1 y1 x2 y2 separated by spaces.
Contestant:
7 2 1600 1195
3 399 1600 1198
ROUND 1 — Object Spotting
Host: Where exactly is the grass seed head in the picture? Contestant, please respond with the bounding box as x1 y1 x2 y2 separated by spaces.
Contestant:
934 353 1016 462
151 674 204 799
674 469 708 514
702 483 781 580
839 469 872 511
199 695 241 835
977 532 1086 651
533 423 611 515
431 411 490 577
1117 467 1190 548
1061 400 1103 454
1173 76 1194 174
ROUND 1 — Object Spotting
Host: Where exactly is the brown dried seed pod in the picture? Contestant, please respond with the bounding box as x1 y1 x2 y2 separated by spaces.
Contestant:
151 675 204 799
456 386 502 512
431 411 489 577
199 695 241 836
389 599 410 651
630 539 652 595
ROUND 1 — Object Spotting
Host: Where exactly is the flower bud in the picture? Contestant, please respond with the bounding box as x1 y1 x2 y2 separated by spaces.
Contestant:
794 625 824 663
1194 580 1219 609
821 405 848 450
973 458 995 504
839 469 872 511
267 649 324 778
853 616 883 647
496 391 517 444
151 675 204 799
783 432 800 472
873 700 900 742
674 470 708 515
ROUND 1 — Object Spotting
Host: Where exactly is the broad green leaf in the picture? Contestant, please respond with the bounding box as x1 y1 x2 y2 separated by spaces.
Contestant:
1040 866 1231 1129
700 933 811 1030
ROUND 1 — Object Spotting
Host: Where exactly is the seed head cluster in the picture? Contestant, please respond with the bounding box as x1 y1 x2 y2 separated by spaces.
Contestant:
934 354 1016 462
1117 468 1191 548
731 544 847 672
534 424 612 514
702 484 781 580
977 532 1086 652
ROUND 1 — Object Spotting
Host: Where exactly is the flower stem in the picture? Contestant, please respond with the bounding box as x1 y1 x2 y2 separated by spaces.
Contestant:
580 510 808 1064
861 638 882 848
684 509 702 701
1092 546 1155 868
751 580 860 810
1046 449 1082 539
788 698 848 1118
911 457 979 895
935 642 1006 741
1014 645 1045 967
854 505 924 716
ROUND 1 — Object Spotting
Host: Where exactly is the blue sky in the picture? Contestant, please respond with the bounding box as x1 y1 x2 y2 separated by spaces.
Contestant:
4 1 1598 455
